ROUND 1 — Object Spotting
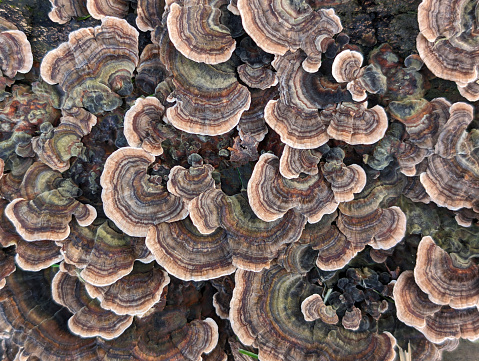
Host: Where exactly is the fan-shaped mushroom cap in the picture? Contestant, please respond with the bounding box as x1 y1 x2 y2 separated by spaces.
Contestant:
40 17 139 113
167 2 235 64
48 0 89 24
146 217 235 281
166 156 216 204
0 29 33 79
332 50 363 83
237 87 277 142
231 265 397 361
189 189 307 271
124 97 170 156
85 262 169 315
237 64 278 90
5 162 97 241
420 102 479 211
159 34 251 136
279 145 321 179
52 270 133 339
248 153 338 223
237 0 342 73
301 294 338 324
137 0 165 32
136 44 169 95
325 102 388 145
32 109 97 172
322 148 367 203
458 80 479 101
342 306 362 331
415 236 479 309
394 270 479 343
15 239 63 271
265 100 329 149
86 0 129 19
101 147 188 237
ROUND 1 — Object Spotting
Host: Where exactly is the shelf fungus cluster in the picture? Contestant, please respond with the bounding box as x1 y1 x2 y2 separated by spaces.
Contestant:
3 0 479 359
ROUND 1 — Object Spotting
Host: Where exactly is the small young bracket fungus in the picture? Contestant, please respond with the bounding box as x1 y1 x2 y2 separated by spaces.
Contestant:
85 262 169 316
146 217 235 281
301 294 338 324
237 0 342 73
0 27 33 79
342 306 362 331
415 236 479 309
332 50 363 84
189 188 307 271
248 153 338 223
86 0 130 20
279 145 321 179
394 270 479 344
136 44 169 95
417 0 479 93
166 154 216 204
237 64 278 90
40 17 139 114
167 2 236 64
5 162 97 241
52 270 134 340
124 97 172 156
420 102 479 211
48 0 89 24
231 266 397 361
159 34 251 136
32 108 97 172
101 147 188 237
324 102 388 145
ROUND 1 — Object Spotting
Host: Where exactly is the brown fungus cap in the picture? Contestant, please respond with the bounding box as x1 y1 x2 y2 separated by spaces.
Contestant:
279 145 321 179
5 162 96 241
415 236 479 309
137 0 165 32
325 102 388 145
231 265 397 361
48 0 89 24
146 217 235 281
458 80 479 102
0 249 15 290
85 262 169 316
15 239 63 271
101 147 188 237
166 155 216 204
420 102 479 211
394 270 479 343
52 270 134 340
167 2 235 64
301 294 338 324
124 97 171 156
32 109 97 172
136 44 169 95
247 153 338 223
342 306 362 331
40 17 139 114
237 0 342 73
160 33 251 136
237 64 278 90
0 28 33 79
332 50 363 83
86 0 130 20
189 188 307 271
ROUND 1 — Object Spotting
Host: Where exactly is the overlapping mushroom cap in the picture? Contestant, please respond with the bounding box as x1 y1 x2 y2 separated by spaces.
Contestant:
0 24 33 80
159 32 251 135
248 153 338 223
237 0 342 72
417 0 479 99
48 0 89 24
167 0 236 64
86 0 130 19
101 147 188 237
40 17 139 113
231 264 397 361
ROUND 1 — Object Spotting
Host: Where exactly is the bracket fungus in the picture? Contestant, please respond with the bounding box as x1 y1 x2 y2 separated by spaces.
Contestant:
101 147 188 237
189 188 307 271
301 293 339 324
279 145 321 179
167 1 236 64
237 64 278 90
86 0 130 20
248 153 338 223
0 26 33 80
40 17 139 114
48 0 89 24
5 162 97 241
237 0 343 73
